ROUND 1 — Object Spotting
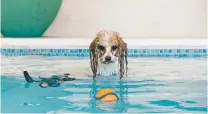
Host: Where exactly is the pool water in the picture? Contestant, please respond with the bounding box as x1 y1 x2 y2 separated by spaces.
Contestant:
1 56 207 113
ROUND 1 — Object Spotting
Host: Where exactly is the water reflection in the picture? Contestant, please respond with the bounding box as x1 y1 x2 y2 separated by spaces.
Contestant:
4 75 206 113
88 77 129 113
60 76 165 113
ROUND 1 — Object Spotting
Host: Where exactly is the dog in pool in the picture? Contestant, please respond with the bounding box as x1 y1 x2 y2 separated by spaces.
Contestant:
89 30 128 79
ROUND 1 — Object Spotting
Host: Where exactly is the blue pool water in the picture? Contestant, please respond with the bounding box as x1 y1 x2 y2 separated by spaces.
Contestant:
1 74 207 113
1 56 207 113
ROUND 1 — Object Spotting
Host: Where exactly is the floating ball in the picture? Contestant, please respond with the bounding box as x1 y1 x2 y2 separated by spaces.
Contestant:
96 88 119 102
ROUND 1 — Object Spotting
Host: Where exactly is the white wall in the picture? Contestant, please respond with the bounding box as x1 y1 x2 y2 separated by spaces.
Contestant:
43 0 207 38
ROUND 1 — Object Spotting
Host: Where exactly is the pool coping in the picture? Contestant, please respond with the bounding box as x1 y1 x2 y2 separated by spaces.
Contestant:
0 38 207 49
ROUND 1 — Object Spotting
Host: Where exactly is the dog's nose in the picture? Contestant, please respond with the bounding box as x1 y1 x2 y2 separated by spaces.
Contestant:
105 56 111 62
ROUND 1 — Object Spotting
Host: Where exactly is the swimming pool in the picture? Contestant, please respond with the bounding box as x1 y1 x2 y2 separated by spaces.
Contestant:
1 56 207 113
1 38 207 113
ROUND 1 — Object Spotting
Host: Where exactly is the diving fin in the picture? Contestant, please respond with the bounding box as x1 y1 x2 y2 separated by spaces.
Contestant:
23 71 34 83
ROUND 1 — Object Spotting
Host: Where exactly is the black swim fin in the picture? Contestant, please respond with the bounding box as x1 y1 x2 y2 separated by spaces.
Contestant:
23 71 34 83
62 77 76 81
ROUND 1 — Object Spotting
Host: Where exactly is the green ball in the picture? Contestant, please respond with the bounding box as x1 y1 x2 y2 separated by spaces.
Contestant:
1 0 62 37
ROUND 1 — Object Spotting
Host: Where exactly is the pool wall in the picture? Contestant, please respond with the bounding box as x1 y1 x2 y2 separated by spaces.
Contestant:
0 38 207 58
1 0 206 38
42 0 206 38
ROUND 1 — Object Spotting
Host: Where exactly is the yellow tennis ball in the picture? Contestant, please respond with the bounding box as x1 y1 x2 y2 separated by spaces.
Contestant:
96 88 119 102
100 94 118 102
96 88 115 98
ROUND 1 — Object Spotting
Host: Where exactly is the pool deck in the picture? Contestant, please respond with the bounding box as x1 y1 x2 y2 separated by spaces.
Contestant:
0 37 207 49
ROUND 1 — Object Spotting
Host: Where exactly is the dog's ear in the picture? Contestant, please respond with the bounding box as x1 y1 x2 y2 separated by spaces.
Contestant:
123 42 128 77
89 37 100 78
89 37 99 54
118 39 128 79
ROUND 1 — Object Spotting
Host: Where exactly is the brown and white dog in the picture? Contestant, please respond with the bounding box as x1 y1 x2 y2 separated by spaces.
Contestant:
89 30 128 79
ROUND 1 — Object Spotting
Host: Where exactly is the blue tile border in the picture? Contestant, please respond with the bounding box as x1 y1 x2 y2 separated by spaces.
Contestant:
0 48 207 58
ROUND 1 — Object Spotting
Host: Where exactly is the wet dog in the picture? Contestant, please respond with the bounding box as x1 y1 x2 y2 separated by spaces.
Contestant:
89 30 128 79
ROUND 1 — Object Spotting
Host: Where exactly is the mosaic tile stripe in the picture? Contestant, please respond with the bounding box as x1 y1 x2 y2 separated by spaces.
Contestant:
0 48 207 58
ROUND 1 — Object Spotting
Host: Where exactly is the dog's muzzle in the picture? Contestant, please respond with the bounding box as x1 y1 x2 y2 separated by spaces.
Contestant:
102 56 114 64
105 56 111 61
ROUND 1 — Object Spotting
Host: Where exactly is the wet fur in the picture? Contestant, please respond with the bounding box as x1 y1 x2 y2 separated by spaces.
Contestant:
89 30 128 79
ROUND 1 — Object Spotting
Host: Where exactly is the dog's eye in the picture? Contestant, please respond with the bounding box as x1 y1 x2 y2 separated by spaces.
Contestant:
97 45 105 51
111 45 118 50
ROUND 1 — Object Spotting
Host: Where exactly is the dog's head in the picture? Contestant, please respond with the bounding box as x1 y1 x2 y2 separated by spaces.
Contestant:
89 30 128 79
